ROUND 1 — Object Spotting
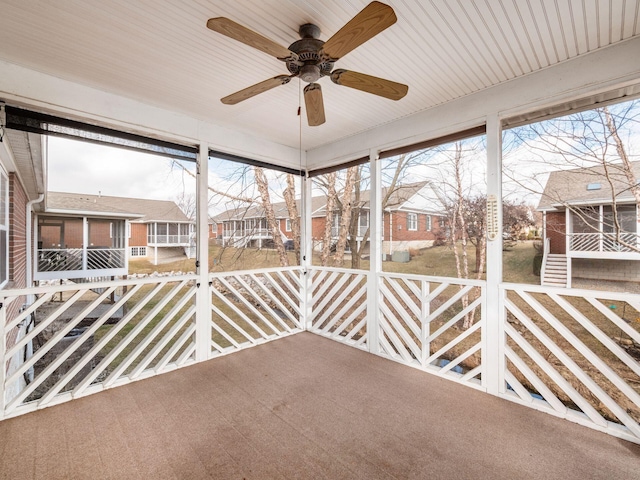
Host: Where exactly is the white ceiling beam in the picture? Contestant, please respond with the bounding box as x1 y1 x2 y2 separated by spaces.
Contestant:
306 36 640 170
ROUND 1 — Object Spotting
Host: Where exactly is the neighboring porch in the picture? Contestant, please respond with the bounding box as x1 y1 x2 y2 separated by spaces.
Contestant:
0 332 637 480
220 218 277 248
36 216 128 281
541 204 640 287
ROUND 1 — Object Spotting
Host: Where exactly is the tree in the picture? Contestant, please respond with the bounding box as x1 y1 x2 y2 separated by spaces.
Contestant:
283 173 300 264
254 167 289 267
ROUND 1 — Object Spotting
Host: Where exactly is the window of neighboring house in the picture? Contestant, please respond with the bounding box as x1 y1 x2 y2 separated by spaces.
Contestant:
285 218 292 232
407 213 417 231
426 215 432 231
130 246 147 257
0 170 7 288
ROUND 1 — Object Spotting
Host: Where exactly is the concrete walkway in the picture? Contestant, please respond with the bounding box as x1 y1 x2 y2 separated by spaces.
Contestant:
1 332 639 479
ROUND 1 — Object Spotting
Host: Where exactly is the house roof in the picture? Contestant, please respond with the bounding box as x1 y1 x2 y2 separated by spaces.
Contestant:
212 196 327 222
213 181 443 221
46 192 192 223
537 161 640 211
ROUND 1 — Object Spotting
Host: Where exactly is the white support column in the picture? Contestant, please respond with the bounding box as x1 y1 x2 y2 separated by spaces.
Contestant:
367 149 381 355
82 216 88 271
302 173 313 330
485 114 503 396
194 143 211 362
565 208 572 288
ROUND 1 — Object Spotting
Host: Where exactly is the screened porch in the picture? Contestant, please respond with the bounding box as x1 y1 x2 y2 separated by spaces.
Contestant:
1 1 640 478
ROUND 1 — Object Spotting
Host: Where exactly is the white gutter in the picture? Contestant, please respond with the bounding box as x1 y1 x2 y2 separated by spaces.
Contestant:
25 193 44 303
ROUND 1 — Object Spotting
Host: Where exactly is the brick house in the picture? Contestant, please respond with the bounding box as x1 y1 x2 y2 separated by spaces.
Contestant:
40 192 195 273
537 162 640 287
213 182 446 254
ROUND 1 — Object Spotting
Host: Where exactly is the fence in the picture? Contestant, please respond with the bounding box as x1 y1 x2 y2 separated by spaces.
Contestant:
1 266 639 443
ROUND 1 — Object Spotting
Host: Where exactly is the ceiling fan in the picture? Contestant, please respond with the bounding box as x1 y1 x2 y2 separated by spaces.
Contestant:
206 1 409 127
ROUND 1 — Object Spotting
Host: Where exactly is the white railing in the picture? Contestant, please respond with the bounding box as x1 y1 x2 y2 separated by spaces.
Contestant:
307 267 368 349
2 264 639 444
36 247 127 279
569 232 639 253
540 237 550 284
209 267 304 357
37 248 83 272
500 283 640 443
148 234 191 245
378 272 486 389
1 275 198 419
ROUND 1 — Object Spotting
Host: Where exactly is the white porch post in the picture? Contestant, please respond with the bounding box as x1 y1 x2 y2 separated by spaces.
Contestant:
485 114 503 396
195 143 211 362
565 208 572 288
82 217 88 271
302 173 313 330
367 149 381 355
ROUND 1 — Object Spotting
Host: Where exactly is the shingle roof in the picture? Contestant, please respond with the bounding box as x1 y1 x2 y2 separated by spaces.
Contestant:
212 196 326 222
212 181 439 221
46 192 192 222
537 161 640 211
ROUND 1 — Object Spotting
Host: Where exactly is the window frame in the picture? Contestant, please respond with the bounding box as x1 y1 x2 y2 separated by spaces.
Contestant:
407 212 418 231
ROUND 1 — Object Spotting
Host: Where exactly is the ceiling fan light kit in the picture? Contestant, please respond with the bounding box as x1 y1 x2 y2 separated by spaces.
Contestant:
207 1 409 126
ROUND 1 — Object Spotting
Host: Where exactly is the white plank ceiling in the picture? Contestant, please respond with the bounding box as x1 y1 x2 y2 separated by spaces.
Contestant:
0 0 639 152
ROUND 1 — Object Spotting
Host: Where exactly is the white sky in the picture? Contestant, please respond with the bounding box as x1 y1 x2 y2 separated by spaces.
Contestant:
47 136 197 201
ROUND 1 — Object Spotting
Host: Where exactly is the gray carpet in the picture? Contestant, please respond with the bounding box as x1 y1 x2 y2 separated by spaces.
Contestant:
1 332 639 479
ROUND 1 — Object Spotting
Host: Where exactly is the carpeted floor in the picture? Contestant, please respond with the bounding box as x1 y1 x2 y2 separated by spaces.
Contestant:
1 332 639 479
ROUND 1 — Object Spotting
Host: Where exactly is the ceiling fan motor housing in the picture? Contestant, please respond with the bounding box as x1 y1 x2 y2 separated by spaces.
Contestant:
286 24 334 82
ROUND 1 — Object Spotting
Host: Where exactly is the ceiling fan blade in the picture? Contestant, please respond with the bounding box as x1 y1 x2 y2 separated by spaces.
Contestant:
304 83 326 126
321 1 396 61
330 69 408 101
221 76 292 105
207 17 298 61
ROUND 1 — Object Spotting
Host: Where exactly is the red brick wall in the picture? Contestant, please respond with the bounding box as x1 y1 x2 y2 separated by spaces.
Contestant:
88 220 111 247
6 175 28 355
384 211 441 242
9 174 27 289
130 223 148 247
546 211 566 254
39 218 84 248
311 218 324 239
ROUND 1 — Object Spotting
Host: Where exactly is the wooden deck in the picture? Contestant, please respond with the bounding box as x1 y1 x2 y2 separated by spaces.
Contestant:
1 332 639 479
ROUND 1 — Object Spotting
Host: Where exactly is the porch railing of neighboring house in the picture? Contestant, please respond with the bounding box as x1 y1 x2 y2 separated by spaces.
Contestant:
222 228 272 239
148 234 192 245
37 247 126 273
569 232 639 253
1 267 639 444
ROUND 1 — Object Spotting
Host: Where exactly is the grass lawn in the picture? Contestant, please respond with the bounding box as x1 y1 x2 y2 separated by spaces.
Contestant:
129 240 541 287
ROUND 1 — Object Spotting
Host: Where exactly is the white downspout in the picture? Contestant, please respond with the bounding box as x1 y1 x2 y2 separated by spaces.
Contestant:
24 193 44 385
26 194 44 300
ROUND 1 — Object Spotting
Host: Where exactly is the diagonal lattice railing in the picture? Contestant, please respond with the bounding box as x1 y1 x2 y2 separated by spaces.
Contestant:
501 283 640 441
209 267 304 357
378 273 485 388
307 267 368 349
1 275 197 418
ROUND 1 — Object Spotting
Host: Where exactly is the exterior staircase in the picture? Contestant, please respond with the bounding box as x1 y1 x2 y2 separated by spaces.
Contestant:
541 254 568 287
